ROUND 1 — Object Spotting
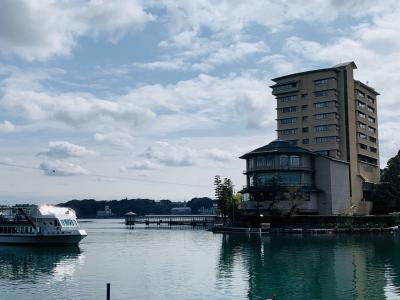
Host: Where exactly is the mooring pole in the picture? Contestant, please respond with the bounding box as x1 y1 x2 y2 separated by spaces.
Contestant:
106 283 110 300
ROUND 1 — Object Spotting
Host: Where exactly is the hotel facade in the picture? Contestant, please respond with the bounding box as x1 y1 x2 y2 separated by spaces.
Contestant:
240 62 380 215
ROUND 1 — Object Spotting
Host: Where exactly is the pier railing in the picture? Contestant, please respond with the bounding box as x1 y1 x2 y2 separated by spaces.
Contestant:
125 214 218 226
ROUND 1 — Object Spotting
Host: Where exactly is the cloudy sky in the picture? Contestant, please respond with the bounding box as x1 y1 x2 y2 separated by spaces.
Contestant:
1 0 400 204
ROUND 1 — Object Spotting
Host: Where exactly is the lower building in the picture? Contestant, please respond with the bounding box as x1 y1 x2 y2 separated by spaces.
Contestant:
240 139 353 215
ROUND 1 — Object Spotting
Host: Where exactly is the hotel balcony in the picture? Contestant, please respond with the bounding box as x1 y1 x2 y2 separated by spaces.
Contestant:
243 164 313 174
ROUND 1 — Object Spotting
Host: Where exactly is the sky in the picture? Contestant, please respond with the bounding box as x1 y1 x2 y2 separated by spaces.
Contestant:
1 0 400 204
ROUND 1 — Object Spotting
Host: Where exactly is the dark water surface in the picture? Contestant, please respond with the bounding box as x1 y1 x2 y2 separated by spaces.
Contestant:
1 219 400 299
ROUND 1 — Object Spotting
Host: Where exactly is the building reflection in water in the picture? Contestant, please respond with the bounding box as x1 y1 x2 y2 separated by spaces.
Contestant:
0 246 83 282
217 234 400 299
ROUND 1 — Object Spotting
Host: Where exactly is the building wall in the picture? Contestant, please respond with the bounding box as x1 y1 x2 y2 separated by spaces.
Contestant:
272 62 379 215
315 156 351 215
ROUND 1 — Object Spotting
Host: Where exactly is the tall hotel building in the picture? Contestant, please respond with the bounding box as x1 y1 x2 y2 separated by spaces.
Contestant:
271 62 379 210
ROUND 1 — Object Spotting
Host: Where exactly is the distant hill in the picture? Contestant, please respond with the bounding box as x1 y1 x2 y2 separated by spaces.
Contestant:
58 197 214 218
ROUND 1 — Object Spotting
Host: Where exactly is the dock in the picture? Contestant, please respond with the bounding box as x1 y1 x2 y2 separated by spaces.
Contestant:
125 214 218 227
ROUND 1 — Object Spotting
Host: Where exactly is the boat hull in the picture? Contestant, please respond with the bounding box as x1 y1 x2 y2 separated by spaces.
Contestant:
0 234 86 245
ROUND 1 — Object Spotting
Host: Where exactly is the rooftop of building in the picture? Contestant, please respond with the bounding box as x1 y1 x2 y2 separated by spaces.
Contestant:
354 80 380 95
271 61 357 83
239 139 315 159
240 139 350 165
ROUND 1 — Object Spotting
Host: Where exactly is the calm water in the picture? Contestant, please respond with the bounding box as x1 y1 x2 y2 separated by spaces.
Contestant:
1 220 400 299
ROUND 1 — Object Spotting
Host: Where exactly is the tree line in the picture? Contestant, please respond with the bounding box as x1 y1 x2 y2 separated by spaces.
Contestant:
58 197 214 218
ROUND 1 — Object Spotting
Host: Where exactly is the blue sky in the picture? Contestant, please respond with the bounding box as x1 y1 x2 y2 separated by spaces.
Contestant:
1 0 400 204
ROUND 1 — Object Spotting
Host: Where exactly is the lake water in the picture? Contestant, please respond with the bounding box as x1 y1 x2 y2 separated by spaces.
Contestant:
1 219 400 299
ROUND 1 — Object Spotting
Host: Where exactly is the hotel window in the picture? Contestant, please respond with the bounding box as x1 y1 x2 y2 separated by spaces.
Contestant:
315 136 336 143
256 157 265 167
358 154 378 165
367 95 375 103
303 139 309 144
370 136 377 143
266 156 273 167
314 79 328 85
280 174 301 185
290 156 300 167
357 90 365 98
358 101 366 108
279 106 297 113
367 106 375 113
248 159 254 169
358 122 366 129
368 126 376 133
315 113 332 120
302 116 309 122
358 111 366 119
302 127 309 133
315 125 329 132
280 155 289 167
315 102 329 109
279 95 297 102
358 133 367 139
368 116 376 123
359 143 368 150
302 105 308 111
274 82 297 92
280 117 297 124
280 128 298 135
370 146 377 153
315 90 328 97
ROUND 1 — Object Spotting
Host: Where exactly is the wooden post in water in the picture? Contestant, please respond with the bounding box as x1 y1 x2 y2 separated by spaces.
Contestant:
106 283 110 300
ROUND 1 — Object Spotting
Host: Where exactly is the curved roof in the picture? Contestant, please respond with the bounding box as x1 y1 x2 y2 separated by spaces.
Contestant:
124 212 136 216
239 139 315 159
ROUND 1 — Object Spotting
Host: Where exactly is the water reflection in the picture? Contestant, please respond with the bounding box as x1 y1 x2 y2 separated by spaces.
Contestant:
217 234 400 299
0 246 83 282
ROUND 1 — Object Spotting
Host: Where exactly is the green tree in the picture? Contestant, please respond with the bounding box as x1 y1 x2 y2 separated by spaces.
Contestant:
372 150 400 213
214 175 239 224
283 186 308 216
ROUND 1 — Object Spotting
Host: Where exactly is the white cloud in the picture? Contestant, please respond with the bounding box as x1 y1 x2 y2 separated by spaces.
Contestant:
192 41 269 71
0 120 15 133
201 148 233 162
133 59 188 71
0 0 154 61
0 72 155 133
144 142 197 167
122 73 276 132
125 160 160 170
94 132 134 148
141 141 234 167
37 141 95 159
39 160 89 176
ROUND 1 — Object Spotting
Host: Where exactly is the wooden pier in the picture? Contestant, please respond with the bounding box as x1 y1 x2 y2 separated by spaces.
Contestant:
125 214 218 227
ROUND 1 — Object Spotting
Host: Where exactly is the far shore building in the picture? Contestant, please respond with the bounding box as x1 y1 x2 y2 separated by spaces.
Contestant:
96 205 113 218
240 139 351 215
270 62 379 214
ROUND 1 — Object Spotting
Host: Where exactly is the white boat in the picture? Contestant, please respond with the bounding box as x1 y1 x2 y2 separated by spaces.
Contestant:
0 205 87 245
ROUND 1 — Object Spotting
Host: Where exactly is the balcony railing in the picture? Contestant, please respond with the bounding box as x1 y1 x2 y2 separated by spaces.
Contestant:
244 165 313 173
241 183 315 192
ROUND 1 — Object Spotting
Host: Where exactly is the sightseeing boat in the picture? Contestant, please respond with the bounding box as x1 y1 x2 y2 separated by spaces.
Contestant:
0 205 87 245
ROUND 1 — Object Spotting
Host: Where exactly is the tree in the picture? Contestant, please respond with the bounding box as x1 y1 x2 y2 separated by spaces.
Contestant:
283 186 308 216
214 175 238 224
372 150 400 213
265 176 287 214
